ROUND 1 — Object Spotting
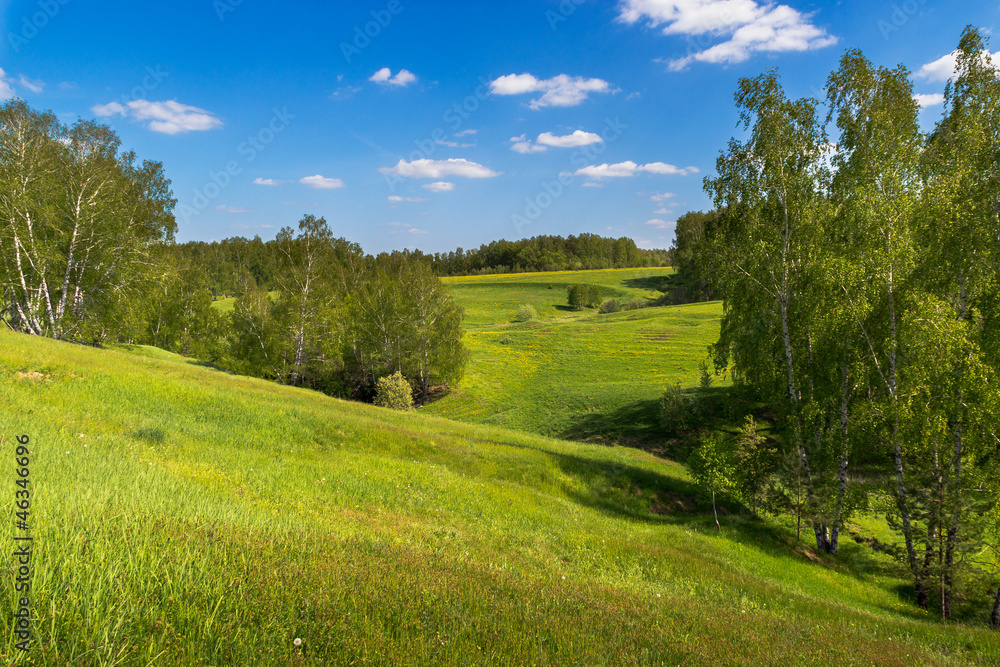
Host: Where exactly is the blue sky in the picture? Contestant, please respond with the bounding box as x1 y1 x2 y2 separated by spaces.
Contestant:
2 0 997 254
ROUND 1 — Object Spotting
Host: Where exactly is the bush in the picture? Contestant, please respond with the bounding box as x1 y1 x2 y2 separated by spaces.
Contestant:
598 299 621 314
567 284 601 310
515 304 537 321
659 383 690 433
373 371 414 411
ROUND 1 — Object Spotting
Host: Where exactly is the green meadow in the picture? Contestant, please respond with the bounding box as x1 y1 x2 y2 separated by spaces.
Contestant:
2 315 1000 664
425 268 726 444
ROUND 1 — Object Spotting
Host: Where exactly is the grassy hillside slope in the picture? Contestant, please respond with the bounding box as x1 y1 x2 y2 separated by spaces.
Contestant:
2 329 998 665
426 268 725 444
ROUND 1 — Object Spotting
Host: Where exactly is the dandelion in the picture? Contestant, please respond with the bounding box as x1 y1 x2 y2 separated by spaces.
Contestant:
293 637 302 647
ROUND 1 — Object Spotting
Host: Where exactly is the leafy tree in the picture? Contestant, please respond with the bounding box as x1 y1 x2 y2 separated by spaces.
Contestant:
689 433 736 531
373 371 414 410
670 210 720 302
0 100 176 341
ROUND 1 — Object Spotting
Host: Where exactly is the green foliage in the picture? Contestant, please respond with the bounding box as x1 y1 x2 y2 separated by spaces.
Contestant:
567 284 601 310
659 383 690 434
598 298 621 314
0 99 176 341
669 210 721 302
732 416 778 515
688 433 737 530
373 370 414 410
515 304 537 321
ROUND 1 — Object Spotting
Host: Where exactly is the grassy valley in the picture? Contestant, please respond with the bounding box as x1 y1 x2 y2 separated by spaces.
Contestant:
2 275 999 664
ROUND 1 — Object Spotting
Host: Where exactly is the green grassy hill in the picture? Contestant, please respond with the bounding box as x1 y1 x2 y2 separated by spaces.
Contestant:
2 328 999 665
425 268 725 445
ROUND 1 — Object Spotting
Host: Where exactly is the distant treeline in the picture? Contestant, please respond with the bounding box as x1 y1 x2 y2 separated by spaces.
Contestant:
170 233 671 297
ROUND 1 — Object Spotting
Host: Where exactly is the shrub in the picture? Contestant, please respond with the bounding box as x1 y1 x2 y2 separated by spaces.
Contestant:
515 304 537 321
659 383 690 433
598 299 621 314
567 284 601 310
621 299 648 311
373 371 414 411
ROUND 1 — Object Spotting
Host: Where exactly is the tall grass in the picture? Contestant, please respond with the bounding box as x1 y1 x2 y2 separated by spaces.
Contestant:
1 329 998 664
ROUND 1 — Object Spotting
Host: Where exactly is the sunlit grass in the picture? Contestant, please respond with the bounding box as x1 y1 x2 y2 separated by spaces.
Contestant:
1 329 998 664
427 268 726 444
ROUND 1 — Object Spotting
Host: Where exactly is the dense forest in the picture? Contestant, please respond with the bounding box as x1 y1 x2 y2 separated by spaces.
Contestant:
675 28 1000 624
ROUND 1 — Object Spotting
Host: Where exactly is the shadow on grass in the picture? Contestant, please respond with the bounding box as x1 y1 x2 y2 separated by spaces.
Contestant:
622 274 678 293
559 398 663 448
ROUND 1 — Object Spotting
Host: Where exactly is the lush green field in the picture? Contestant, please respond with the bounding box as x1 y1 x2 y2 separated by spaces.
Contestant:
425 268 725 444
2 329 999 665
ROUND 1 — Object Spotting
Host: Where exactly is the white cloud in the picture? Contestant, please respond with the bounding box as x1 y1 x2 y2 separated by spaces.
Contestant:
572 161 698 179
913 93 945 109
388 195 428 203
582 182 605 188
510 134 548 154
436 139 475 148
380 158 500 179
511 130 604 154
645 218 674 229
18 75 43 93
300 175 346 189
650 192 676 202
654 207 671 214
490 73 613 109
59 81 78 91
253 178 283 186
455 129 477 137
537 130 603 148
620 0 837 70
387 222 429 235
216 206 255 214
370 67 418 87
0 70 16 100
916 49 1000 82
423 181 455 192
92 99 223 134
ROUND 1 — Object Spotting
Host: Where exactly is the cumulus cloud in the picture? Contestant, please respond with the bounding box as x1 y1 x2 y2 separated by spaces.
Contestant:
300 175 346 189
650 192 676 202
511 130 603 153
253 178 283 186
490 73 613 109
571 161 698 179
423 181 455 192
916 49 1000 82
913 93 945 109
455 129 477 137
370 68 418 87
510 134 548 154
619 0 837 70
92 99 223 134
388 195 428 203
380 158 501 179
537 130 603 148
